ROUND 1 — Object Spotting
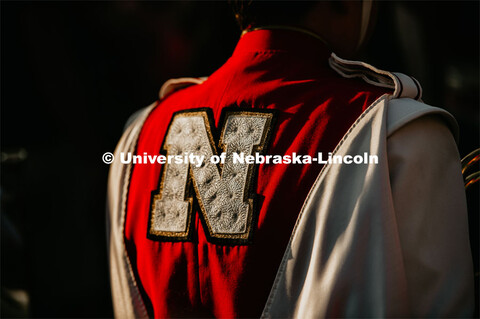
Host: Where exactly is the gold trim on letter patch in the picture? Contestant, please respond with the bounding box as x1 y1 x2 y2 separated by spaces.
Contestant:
148 108 275 245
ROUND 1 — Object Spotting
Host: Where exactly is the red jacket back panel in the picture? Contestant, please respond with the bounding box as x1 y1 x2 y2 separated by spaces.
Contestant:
124 29 388 318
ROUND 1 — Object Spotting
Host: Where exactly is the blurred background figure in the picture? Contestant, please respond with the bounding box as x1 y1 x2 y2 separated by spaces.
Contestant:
1 1 478 317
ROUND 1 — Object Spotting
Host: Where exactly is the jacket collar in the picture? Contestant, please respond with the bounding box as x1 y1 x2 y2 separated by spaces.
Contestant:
232 28 331 60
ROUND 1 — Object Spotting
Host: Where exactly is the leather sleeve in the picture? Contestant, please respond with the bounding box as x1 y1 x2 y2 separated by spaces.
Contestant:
387 115 474 317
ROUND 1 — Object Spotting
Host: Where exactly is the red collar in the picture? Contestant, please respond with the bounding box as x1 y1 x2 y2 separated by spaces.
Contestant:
232 28 331 60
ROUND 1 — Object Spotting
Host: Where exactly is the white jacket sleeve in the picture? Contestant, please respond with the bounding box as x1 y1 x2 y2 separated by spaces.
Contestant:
261 97 474 319
387 115 474 317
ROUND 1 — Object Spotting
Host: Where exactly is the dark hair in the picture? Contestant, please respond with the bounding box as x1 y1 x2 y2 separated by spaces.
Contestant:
229 1 318 30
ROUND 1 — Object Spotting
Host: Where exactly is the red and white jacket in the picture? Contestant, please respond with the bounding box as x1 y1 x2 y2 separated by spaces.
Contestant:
107 29 473 318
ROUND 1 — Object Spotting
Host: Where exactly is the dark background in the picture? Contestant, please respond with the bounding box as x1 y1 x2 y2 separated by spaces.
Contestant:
1 1 478 317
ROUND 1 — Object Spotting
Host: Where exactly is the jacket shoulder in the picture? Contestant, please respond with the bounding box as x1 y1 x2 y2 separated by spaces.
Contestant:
329 53 422 101
386 98 459 143
158 77 207 99
121 77 207 132
329 54 459 141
